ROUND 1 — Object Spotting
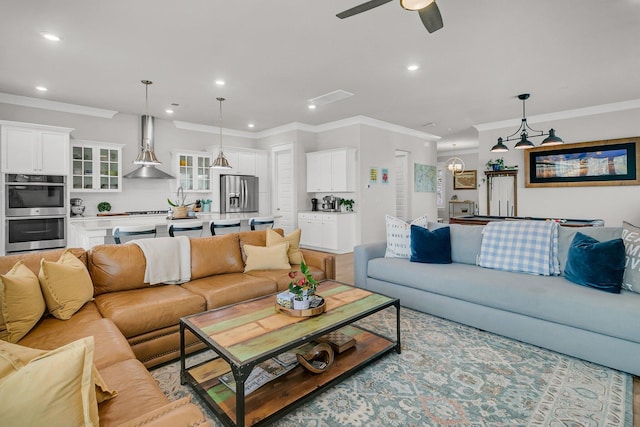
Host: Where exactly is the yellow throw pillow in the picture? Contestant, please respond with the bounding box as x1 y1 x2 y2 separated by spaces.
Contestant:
38 250 94 320
266 228 305 265
0 261 46 343
243 243 291 272
0 336 117 426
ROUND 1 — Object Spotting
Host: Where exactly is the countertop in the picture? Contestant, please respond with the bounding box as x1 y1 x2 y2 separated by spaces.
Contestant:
69 212 277 231
299 210 356 215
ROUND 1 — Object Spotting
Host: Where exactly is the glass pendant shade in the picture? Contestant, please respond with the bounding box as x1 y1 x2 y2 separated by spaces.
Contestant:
540 128 564 146
490 137 509 153
445 156 465 175
400 0 434 10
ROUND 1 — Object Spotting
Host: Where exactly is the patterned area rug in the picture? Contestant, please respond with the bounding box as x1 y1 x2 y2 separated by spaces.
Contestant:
151 308 632 426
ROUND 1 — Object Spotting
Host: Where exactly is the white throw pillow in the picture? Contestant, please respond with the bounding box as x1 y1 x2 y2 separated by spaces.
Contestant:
385 215 428 258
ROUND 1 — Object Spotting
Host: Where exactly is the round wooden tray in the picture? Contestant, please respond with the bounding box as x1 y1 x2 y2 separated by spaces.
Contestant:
276 298 325 317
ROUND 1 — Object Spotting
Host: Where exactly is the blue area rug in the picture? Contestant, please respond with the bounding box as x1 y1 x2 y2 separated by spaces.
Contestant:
152 308 632 426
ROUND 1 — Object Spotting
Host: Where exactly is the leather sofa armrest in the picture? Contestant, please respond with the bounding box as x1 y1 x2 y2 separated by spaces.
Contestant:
300 249 336 280
117 397 210 427
354 241 386 290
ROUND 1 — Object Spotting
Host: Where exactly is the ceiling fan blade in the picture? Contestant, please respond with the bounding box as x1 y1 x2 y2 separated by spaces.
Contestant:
336 0 393 19
418 2 444 33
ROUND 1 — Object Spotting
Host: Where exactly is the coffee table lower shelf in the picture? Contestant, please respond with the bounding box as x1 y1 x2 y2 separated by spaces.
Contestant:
183 326 396 426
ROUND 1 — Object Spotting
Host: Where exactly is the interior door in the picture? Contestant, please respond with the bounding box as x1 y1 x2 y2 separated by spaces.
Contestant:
273 146 294 234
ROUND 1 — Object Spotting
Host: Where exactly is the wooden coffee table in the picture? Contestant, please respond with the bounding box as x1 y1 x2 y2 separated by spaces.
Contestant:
180 280 400 427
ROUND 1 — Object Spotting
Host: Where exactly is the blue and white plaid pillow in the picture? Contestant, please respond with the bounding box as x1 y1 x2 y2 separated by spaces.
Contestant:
478 220 560 276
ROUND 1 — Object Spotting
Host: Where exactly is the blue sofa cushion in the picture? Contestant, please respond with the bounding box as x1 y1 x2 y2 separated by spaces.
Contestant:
429 222 484 265
564 232 625 294
410 225 452 264
558 226 622 274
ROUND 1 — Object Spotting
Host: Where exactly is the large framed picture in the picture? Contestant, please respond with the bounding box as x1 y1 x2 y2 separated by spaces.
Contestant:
524 137 640 188
453 170 477 190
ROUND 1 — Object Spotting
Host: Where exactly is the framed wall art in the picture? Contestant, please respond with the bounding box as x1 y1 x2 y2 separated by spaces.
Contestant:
453 170 477 190
524 137 640 188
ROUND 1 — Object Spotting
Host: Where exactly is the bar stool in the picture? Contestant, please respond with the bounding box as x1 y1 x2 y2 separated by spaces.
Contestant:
113 225 156 244
168 220 204 237
248 216 275 231
210 219 242 236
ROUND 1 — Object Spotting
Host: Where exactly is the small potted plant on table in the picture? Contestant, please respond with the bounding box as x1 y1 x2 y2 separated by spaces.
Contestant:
288 261 319 310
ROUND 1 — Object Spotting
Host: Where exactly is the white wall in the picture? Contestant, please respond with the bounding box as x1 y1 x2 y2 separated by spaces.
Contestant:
478 108 640 227
437 151 480 221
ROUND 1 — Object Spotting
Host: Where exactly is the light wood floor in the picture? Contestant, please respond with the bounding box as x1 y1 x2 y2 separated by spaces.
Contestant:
332 251 639 425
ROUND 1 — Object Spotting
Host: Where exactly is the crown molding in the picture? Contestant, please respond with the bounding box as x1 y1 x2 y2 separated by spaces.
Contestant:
0 92 118 118
474 98 640 132
173 121 255 138
254 122 317 138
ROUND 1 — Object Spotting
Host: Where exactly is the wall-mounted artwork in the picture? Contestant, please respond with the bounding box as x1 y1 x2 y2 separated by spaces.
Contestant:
381 168 389 184
369 167 378 185
414 163 436 193
453 170 477 190
525 137 640 188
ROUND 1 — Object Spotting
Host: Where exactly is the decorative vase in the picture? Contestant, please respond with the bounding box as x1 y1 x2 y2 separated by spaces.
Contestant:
293 299 310 310
173 206 188 218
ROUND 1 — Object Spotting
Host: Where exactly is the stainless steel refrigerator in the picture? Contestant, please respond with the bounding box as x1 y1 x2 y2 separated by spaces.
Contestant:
220 175 259 213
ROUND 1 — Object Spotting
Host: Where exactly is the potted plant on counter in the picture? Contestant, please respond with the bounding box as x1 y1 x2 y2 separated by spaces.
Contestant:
339 198 354 212
167 187 193 218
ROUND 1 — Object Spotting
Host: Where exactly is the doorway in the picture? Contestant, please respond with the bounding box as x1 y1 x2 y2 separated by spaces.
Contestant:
394 150 409 220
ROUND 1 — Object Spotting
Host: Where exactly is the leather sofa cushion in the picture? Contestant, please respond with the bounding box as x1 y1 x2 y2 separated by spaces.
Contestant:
89 244 147 295
182 273 277 310
0 247 86 276
190 234 244 279
246 265 327 292
127 324 205 368
97 358 170 427
118 397 209 427
94 285 205 338
18 307 135 370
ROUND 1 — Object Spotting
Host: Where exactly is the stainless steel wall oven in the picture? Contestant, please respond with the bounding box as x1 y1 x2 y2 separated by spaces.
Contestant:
5 174 67 253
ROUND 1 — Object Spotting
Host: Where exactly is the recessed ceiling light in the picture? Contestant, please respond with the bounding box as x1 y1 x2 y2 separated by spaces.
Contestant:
308 104 317 110
215 79 225 86
407 64 420 71
165 109 174 114
35 86 48 92
41 32 60 42
248 123 255 128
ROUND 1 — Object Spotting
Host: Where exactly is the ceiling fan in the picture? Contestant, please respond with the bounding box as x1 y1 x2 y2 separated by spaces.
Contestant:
336 0 444 33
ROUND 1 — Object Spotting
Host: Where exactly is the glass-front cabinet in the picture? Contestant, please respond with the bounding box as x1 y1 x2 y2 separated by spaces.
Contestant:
71 141 124 192
174 151 212 191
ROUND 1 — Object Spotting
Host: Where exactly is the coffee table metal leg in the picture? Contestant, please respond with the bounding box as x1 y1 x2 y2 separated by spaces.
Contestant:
395 300 402 354
231 363 252 427
180 322 186 384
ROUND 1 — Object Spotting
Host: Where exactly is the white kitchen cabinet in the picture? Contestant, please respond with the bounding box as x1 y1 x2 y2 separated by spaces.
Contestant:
298 212 356 254
71 141 124 192
173 150 212 192
306 148 356 192
1 121 73 175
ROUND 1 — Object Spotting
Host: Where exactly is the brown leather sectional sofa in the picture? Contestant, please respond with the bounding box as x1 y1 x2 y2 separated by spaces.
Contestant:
1 229 335 426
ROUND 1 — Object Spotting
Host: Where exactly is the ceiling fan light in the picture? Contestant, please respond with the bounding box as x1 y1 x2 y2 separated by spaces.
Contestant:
514 134 535 150
491 137 509 153
540 128 564 146
400 0 434 11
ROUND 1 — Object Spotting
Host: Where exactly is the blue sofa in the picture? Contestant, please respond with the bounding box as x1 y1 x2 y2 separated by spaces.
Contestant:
354 223 640 376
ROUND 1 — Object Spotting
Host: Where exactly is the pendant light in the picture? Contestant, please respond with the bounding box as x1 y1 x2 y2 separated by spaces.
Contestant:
491 93 564 152
211 97 232 169
133 80 162 165
445 143 465 176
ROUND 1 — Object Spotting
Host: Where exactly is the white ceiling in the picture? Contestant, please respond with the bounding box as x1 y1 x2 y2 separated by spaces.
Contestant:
1 0 640 152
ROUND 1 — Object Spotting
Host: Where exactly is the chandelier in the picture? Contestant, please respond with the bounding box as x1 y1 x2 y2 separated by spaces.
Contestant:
491 93 563 153
211 97 232 169
445 144 465 176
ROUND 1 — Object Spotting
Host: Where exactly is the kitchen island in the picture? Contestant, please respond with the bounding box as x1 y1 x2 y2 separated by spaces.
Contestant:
68 212 278 249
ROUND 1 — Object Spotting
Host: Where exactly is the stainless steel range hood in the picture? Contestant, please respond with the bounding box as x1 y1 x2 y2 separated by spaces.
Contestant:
124 115 174 179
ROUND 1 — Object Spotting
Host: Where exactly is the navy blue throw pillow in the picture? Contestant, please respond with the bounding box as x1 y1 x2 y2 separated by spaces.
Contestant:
410 225 452 264
564 232 625 293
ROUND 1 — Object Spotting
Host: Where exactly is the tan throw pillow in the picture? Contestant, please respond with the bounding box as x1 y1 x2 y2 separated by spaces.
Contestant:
243 243 291 273
38 250 94 320
0 261 46 343
0 336 117 426
266 228 305 264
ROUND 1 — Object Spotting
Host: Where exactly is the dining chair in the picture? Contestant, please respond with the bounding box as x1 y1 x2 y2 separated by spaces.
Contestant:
113 225 157 244
248 216 275 231
168 220 204 238
209 219 242 236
